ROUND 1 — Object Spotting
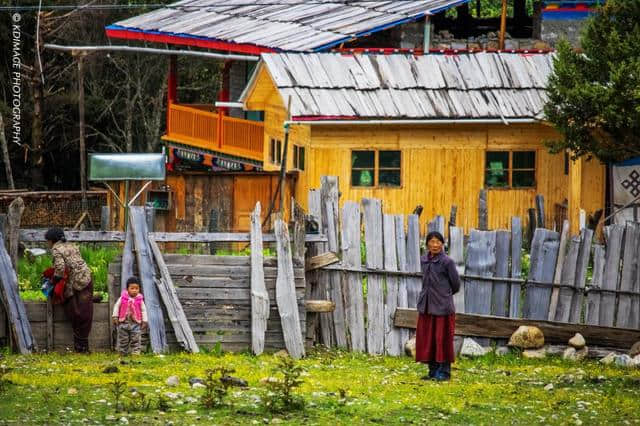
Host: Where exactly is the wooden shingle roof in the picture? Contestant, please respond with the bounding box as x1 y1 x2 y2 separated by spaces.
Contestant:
243 52 555 120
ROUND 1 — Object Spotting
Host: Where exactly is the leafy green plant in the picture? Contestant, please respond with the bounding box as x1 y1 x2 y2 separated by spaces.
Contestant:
109 379 127 413
127 389 152 412
200 367 235 409
262 356 305 412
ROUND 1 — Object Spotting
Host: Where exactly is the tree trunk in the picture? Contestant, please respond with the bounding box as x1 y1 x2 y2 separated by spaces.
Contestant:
29 13 45 189
0 113 15 189
77 54 87 210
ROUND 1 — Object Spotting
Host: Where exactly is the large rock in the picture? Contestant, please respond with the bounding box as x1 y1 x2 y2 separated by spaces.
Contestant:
522 348 546 359
166 376 180 387
508 326 545 349
615 354 632 367
563 346 589 361
629 341 640 358
631 355 640 368
568 333 586 349
405 337 416 358
460 338 491 357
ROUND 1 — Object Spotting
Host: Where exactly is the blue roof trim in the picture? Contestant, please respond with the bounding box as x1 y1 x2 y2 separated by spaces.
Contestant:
615 157 640 167
311 0 472 52
542 11 595 20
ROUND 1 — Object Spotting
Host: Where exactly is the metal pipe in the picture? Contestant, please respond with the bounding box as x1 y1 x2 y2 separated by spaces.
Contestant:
284 118 540 126
44 43 259 61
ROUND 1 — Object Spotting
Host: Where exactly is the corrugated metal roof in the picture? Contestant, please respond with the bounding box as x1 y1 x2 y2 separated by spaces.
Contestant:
244 52 555 120
108 0 470 52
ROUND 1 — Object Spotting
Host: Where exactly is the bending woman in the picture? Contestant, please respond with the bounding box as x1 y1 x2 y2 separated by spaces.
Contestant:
46 227 93 353
415 231 460 381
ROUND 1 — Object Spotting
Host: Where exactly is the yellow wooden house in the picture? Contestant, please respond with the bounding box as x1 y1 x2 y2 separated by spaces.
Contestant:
239 52 605 234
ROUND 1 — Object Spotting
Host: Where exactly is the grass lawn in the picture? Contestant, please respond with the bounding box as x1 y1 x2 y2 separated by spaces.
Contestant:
1 348 639 425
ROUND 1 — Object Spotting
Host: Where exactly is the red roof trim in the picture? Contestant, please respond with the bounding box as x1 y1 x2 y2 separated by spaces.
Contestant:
105 28 276 55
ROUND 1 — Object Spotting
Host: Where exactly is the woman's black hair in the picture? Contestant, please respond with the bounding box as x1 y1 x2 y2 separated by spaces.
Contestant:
45 227 66 243
426 231 445 244
126 276 140 288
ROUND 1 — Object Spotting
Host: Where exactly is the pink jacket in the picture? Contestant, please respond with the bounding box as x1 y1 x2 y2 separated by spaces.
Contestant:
116 290 145 323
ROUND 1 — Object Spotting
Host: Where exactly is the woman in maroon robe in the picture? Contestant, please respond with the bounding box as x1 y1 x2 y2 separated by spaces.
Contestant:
415 231 461 381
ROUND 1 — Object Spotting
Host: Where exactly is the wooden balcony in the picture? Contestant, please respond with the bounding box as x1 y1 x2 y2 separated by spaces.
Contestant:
163 103 264 162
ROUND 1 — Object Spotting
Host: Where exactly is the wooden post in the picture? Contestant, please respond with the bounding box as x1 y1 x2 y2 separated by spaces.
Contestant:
464 230 497 315
478 189 488 231
569 227 593 323
291 198 306 264
208 209 219 255
101 206 111 231
548 219 570 321
120 225 134 292
449 226 465 313
493 230 510 317
423 15 431 51
568 157 583 235
535 194 545 229
522 228 560 320
615 222 638 328
274 213 305 359
0 113 15 189
586 244 605 325
406 215 421 309
307 189 331 346
383 214 402 356
250 202 269 355
499 0 508 50
527 208 536 246
449 205 458 228
395 215 410 347
7 197 24 270
600 225 624 327
77 53 88 212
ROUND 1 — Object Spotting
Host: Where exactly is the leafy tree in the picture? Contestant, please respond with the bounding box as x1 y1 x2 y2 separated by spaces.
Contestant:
544 0 640 162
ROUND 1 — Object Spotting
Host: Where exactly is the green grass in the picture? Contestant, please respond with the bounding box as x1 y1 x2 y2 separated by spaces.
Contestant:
1 348 639 425
17 246 119 301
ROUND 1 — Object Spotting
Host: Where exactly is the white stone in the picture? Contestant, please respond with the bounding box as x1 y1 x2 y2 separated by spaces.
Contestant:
166 376 180 387
568 333 586 349
600 352 616 365
495 346 510 356
192 383 206 389
186 410 197 415
460 338 490 357
615 354 632 367
119 417 129 424
631 354 640 368
544 383 554 391
522 348 546 359
164 392 179 400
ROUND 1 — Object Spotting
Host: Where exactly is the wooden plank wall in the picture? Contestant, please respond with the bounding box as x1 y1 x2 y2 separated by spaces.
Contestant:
108 255 305 352
25 302 111 351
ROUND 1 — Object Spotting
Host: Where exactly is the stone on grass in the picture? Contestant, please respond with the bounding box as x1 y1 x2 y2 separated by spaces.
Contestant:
629 341 640 358
522 348 546 359
188 377 203 386
274 350 289 358
405 337 416 358
495 346 510 356
192 382 206 389
614 354 632 367
221 375 248 388
166 376 180 387
544 383 554 391
460 338 490 357
508 326 545 349
568 333 586 349
164 392 179 400
600 352 616 365
631 355 640 368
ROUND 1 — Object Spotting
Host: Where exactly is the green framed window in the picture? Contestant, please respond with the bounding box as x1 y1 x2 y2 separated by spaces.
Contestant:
293 145 305 171
485 150 536 189
351 150 401 188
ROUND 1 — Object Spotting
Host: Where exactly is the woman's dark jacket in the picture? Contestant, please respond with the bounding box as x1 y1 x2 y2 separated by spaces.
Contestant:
417 252 461 316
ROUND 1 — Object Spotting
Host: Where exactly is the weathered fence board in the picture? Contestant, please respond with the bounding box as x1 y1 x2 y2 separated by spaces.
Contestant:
129 206 167 353
149 238 199 353
250 202 269 355
406 215 421 308
362 198 384 355
341 201 366 352
274 216 305 359
427 215 445 236
569 228 593 323
586 244 605 325
523 228 560 320
449 226 465 313
492 230 510 317
617 223 639 328
0 232 35 353
383 214 402 356
395 215 410 347
321 176 347 348
555 236 579 323
600 225 624 327
464 230 496 315
509 217 523 318
548 220 570 321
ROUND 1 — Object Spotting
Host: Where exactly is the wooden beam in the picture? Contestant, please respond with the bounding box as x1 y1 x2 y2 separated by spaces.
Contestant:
305 252 339 272
499 0 508 50
19 229 327 243
394 308 640 349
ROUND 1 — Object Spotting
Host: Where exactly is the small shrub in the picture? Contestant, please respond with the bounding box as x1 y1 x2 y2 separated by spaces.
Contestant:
200 367 235 409
262 356 305 412
127 389 152 412
109 379 127 413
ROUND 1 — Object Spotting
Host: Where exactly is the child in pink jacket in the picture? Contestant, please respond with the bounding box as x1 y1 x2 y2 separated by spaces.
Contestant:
112 277 148 355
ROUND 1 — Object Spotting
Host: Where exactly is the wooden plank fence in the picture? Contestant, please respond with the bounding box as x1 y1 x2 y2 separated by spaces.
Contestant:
306 176 640 355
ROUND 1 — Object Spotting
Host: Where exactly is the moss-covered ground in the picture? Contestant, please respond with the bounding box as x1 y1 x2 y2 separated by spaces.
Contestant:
1 348 639 425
